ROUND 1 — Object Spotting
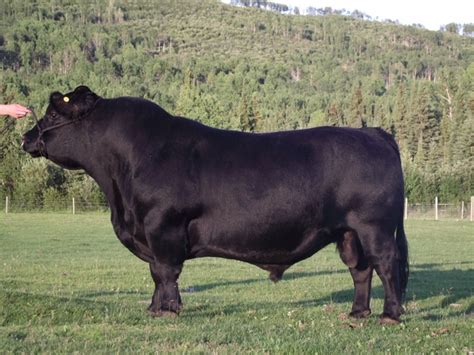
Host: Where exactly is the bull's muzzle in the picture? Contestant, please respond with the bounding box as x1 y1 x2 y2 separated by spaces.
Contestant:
21 134 41 157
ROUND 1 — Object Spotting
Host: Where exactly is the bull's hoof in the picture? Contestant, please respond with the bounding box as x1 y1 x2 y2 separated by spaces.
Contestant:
379 315 400 325
349 309 371 319
269 271 283 283
147 308 160 316
148 309 178 318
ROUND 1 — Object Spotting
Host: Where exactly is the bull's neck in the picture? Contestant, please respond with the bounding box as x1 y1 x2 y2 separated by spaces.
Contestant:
76 112 173 208
78 133 136 207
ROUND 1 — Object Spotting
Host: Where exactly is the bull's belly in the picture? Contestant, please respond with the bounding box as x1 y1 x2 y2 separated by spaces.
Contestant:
187 219 334 264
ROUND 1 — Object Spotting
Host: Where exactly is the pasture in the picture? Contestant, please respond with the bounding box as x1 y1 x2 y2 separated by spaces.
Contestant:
1 214 472 353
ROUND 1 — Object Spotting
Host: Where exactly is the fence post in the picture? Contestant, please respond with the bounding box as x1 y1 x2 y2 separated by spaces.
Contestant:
404 197 408 220
5 196 8 214
471 196 474 222
435 196 438 221
461 201 464 220
72 197 75 215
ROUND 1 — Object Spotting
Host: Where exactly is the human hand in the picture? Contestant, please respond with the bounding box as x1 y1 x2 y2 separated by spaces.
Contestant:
0 104 31 118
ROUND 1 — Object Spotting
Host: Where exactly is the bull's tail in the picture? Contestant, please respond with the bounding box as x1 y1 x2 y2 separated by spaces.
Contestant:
396 212 409 301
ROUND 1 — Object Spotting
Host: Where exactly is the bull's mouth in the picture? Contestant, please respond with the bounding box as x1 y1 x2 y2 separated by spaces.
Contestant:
21 138 42 158
27 150 42 158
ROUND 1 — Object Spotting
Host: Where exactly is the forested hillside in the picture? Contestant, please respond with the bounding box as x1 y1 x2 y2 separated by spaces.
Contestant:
0 0 472 208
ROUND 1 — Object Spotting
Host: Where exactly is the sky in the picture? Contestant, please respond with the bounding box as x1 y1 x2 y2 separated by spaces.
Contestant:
224 0 474 31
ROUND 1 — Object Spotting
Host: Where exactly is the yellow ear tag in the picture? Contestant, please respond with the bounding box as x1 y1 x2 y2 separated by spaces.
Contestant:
63 96 70 103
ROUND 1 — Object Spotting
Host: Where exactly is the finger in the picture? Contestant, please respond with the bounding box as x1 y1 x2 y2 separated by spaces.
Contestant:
13 105 30 113
13 110 28 118
12 106 31 118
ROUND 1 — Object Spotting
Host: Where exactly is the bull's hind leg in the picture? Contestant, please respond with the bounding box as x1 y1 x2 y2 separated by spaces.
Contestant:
348 265 373 318
337 230 373 318
374 255 402 324
358 226 402 324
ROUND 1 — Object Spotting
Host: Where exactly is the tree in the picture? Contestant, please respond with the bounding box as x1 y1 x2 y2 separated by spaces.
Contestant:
237 92 262 132
175 67 199 117
393 84 410 152
443 23 460 34
0 0 472 204
413 83 442 169
463 23 474 36
14 159 49 209
348 83 366 127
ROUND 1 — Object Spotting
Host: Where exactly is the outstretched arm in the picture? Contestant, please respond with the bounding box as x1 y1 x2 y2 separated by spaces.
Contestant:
0 104 31 118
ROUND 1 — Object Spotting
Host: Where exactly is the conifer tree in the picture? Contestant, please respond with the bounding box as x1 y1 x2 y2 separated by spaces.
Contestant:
348 83 366 127
176 67 198 117
414 83 442 167
393 84 409 150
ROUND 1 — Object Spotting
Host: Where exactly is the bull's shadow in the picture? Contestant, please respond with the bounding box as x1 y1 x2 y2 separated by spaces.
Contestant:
187 268 347 293
187 263 473 320
2 264 471 324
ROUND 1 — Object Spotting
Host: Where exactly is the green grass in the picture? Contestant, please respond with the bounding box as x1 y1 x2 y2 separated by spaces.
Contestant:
1 214 473 353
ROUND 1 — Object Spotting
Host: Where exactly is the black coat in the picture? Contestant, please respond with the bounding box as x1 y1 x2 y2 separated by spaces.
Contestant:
23 86 408 323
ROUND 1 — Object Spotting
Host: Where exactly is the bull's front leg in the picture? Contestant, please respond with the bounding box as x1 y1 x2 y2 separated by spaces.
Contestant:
145 210 187 317
147 262 183 317
148 262 183 317
147 263 161 314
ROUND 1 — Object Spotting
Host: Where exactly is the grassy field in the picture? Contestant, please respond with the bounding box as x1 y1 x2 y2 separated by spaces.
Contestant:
0 214 473 353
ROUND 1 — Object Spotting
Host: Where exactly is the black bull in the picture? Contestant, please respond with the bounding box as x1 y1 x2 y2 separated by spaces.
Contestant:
22 86 408 324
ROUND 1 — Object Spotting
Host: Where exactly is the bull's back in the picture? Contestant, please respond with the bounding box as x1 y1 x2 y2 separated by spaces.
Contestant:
197 125 402 201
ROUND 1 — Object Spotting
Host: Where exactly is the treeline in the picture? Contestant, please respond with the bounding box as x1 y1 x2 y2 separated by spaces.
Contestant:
0 0 472 209
229 0 474 34
230 0 290 14
231 0 374 21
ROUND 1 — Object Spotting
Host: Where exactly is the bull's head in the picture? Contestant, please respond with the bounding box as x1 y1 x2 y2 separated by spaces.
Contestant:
22 85 100 169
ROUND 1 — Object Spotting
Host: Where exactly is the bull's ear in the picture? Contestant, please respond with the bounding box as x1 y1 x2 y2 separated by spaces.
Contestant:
50 91 64 105
50 86 100 119
73 85 93 95
71 86 100 118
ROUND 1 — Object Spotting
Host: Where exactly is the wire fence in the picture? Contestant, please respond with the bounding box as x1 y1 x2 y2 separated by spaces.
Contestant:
2 196 473 220
2 197 109 214
407 202 471 220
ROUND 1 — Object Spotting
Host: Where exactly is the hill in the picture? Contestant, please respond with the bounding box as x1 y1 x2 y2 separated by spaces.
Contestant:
0 0 472 205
